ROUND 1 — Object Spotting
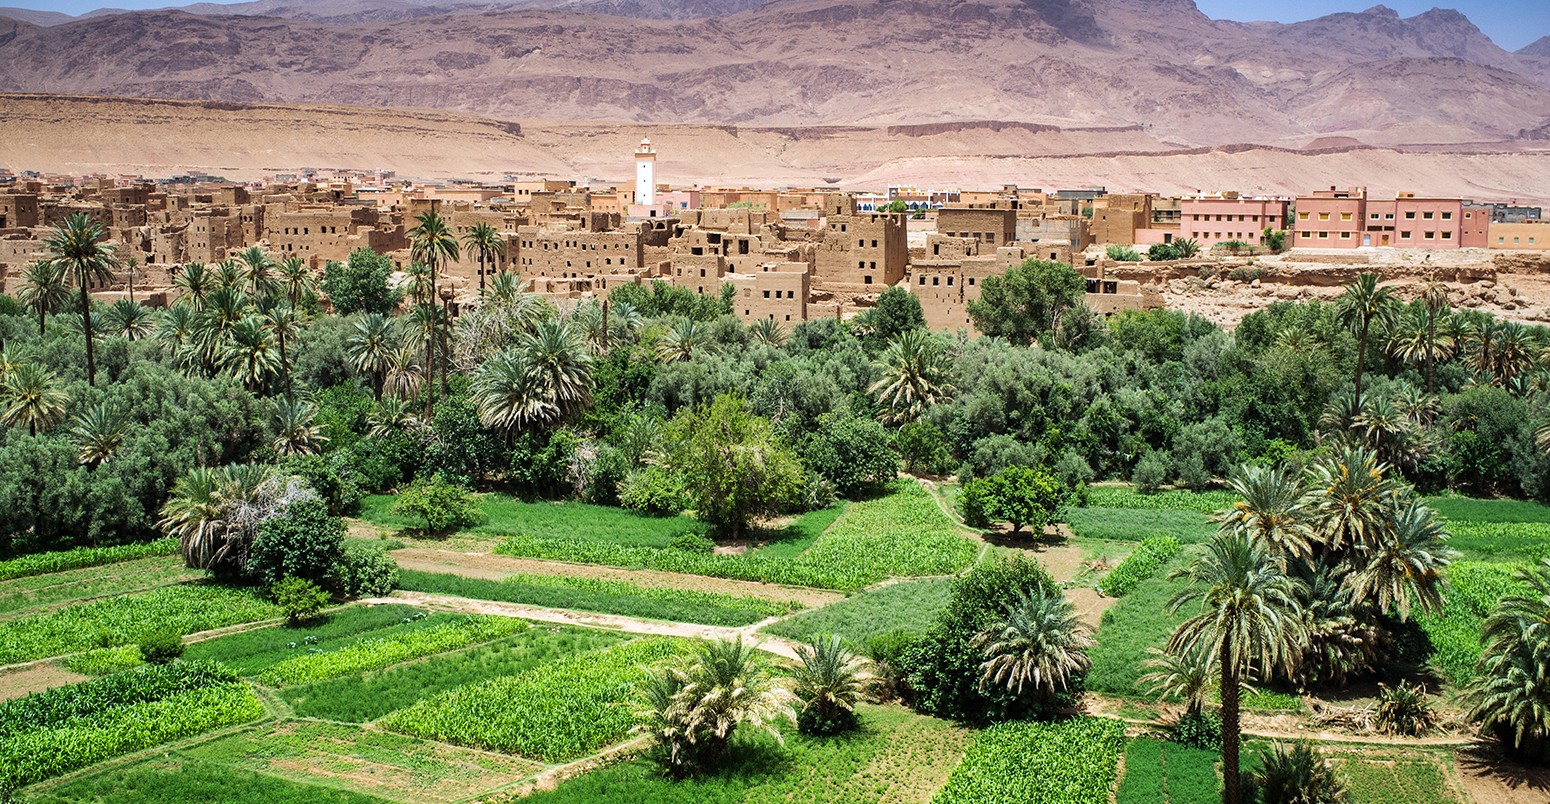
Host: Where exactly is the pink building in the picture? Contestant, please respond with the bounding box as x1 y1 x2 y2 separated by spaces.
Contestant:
1180 195 1289 248
1294 187 1471 249
1293 187 1366 248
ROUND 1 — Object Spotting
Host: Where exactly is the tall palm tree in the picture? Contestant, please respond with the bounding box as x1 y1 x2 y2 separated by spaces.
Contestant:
1490 322 1537 387
43 213 119 386
157 305 198 369
407 210 460 415
123 255 138 305
1466 559 1550 758
173 262 213 309
272 397 326 456
348 313 396 399
1301 445 1402 557
190 286 250 375
869 329 956 426
790 634 870 735
219 316 280 392
71 401 128 466
461 221 503 296
212 259 243 292
516 319 593 424
1345 497 1453 621
104 299 156 342
1 362 70 436
973 587 1094 702
17 260 71 336
1221 464 1311 561
277 255 314 307
655 317 706 363
1354 395 1423 472
383 341 424 401
1168 533 1306 804
1335 273 1399 407
263 303 303 399
471 349 543 434
237 246 277 298
1418 279 1451 394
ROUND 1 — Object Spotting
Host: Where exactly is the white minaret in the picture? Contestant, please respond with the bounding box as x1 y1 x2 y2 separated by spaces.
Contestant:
634 137 656 207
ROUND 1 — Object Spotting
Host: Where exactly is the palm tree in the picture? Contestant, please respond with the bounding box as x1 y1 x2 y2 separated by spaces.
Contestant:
1 362 70 436
749 317 787 347
237 246 277 297
1301 445 1403 557
655 317 706 363
1221 464 1310 561
263 303 303 399
790 634 870 735
1345 497 1453 621
383 341 424 401
173 262 213 309
471 349 542 433
43 213 119 386
71 401 128 466
123 255 138 304
272 397 326 456
1490 322 1537 387
870 329 956 426
973 587 1094 703
1538 420 1550 456
1174 238 1201 258
1466 559 1550 759
1392 383 1438 427
277 255 314 307
636 637 793 777
1254 742 1350 804
368 396 418 438
408 302 445 407
219 317 280 392
157 305 198 370
348 313 396 399
16 260 71 336
489 270 524 305
462 221 503 296
212 259 243 292
407 210 460 415
159 463 280 574
517 319 593 424
1335 273 1398 407
1418 279 1451 394
104 299 156 342
1168 532 1306 804
1139 646 1216 716
1354 395 1423 471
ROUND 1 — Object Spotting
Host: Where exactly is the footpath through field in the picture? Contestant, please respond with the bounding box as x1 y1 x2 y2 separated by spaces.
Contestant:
389 547 844 608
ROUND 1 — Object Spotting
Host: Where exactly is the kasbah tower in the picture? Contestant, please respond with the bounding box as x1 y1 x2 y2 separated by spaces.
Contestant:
635 137 657 206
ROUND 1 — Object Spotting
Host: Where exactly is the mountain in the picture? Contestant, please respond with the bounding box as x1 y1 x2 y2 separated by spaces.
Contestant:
0 0 1547 146
0 6 71 25
1520 35 1550 57
4 0 767 25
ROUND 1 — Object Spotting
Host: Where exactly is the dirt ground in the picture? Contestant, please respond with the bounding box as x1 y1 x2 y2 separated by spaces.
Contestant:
1455 749 1550 804
390 548 844 608
0 663 86 701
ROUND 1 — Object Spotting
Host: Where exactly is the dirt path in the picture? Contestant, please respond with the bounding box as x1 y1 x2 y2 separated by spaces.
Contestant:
0 663 87 701
1455 748 1550 804
390 548 844 608
373 591 805 659
1066 587 1119 629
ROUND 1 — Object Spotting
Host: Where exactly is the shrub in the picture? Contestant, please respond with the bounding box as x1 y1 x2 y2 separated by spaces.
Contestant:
1132 450 1171 494
1106 244 1142 262
620 466 686 517
897 420 954 475
1172 709 1222 750
271 577 330 625
798 412 899 499
1147 243 1181 261
961 465 1069 537
136 631 185 665
1375 680 1435 736
279 452 364 516
1253 741 1350 804
329 540 398 598
667 531 716 554
866 628 917 701
247 497 346 586
391 476 484 536
1099 536 1183 597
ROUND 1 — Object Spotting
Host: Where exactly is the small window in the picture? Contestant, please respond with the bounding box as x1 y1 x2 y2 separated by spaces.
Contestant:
1341 212 1353 221
1442 212 1452 220
1405 211 1416 219
864 275 873 284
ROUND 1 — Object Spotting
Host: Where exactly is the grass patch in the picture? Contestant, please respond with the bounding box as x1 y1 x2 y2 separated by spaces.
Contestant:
496 480 976 591
524 704 969 803
395 569 795 627
26 757 389 804
1116 737 1220 804
381 637 683 762
749 504 846 560
1417 561 1533 686
0 540 178 583
1098 536 1183 597
181 603 425 676
182 720 542 804
1084 486 1237 514
280 626 630 723
0 584 282 666
0 555 195 619
933 716 1125 804
1425 495 1550 524
1065 506 1218 545
762 578 953 647
1444 521 1550 563
1088 548 1197 697
256 615 526 687
360 494 704 548
1325 746 1464 804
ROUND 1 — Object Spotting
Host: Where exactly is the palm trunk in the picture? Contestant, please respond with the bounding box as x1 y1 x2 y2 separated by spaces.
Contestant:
425 260 438 417
37 304 46 336
1221 634 1242 804
478 253 485 296
1424 309 1436 396
440 298 450 397
279 330 291 399
1353 319 1368 408
81 283 96 386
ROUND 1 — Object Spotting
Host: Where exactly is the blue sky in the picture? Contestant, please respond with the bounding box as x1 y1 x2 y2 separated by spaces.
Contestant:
9 0 1550 49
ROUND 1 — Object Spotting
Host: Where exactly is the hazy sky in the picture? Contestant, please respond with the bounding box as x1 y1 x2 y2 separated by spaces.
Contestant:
9 0 1550 50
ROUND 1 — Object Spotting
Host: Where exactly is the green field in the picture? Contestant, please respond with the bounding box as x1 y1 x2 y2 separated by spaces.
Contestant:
524 704 970 804
762 578 953 646
395 569 795 626
933 716 1126 804
359 494 706 547
1064 507 1217 545
27 758 390 804
0 555 196 619
1115 738 1221 804
183 604 429 676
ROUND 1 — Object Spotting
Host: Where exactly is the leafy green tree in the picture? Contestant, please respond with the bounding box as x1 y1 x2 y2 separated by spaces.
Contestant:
322 249 401 316
896 419 954 474
665 393 802 540
271 576 330 625
962 465 1069 537
247 497 345 586
967 258 1087 346
797 411 898 499
855 286 925 350
1168 533 1306 804
44 213 119 386
391 476 484 536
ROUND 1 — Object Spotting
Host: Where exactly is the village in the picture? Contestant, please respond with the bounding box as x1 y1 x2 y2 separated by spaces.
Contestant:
0 138 1546 332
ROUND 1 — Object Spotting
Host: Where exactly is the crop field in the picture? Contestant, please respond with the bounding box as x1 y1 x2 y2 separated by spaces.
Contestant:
395 569 795 626
1087 546 1198 697
0 540 178 583
495 480 976 590
525 704 970 803
183 604 430 676
256 615 526 686
26 758 389 804
932 716 1125 804
762 578 953 646
359 494 707 548
0 554 197 619
1096 535 1183 597
280 626 630 722
1115 738 1221 804
381 636 684 762
1064 506 1218 545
